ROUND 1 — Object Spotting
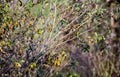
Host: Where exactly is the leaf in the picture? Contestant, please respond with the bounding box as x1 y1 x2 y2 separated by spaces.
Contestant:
25 1 33 10
14 62 21 68
30 62 36 69
72 72 78 77
42 4 50 16
57 0 62 3
19 59 25 64
37 29 43 35
30 3 42 17
61 50 67 60
7 41 12 46
54 59 61 66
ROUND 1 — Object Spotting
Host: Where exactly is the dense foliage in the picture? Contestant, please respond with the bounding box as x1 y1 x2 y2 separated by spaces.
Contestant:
0 0 120 77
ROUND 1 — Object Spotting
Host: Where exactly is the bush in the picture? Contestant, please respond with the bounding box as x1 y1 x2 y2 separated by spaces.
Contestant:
0 0 120 77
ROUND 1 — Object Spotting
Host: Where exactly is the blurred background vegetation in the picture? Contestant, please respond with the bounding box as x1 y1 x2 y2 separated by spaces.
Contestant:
0 0 120 77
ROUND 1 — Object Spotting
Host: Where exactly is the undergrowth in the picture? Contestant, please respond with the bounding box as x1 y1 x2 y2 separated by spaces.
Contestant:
0 0 120 77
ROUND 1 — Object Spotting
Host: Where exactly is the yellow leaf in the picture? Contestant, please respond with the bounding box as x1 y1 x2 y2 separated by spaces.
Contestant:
14 62 21 68
37 29 43 35
61 50 67 60
76 32 79 36
54 59 61 66
61 50 66 55
3 23 7 28
14 21 18 26
30 63 36 69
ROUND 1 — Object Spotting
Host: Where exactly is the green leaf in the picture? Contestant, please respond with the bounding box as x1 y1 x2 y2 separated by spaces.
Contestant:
30 3 42 17
19 59 25 64
25 1 33 10
57 0 62 3
72 72 79 77
42 4 50 16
